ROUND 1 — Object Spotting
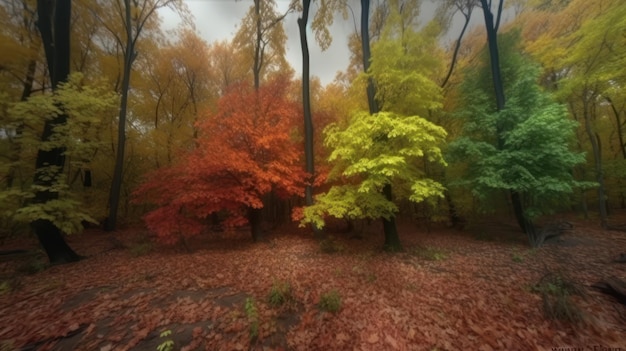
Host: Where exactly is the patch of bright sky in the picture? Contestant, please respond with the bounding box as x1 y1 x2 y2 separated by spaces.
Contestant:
159 0 500 86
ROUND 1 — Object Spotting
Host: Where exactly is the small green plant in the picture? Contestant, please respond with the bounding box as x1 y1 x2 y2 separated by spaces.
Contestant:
268 280 292 307
511 253 524 263
319 236 344 254
318 289 342 313
412 246 447 261
245 297 259 339
0 281 12 295
156 329 174 351
532 272 584 322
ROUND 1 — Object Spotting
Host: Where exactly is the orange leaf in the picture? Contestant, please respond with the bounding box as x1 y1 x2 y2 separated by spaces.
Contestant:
367 333 379 343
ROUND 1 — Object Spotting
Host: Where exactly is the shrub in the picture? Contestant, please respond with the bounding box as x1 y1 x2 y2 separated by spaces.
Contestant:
268 280 292 307
319 236 344 254
532 271 584 322
318 289 342 313
245 298 259 339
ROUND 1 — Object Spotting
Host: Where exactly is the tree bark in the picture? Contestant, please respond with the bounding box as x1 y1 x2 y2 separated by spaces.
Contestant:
582 96 608 228
480 0 537 241
298 0 322 237
33 0 81 264
360 0 401 250
249 207 263 242
106 0 135 231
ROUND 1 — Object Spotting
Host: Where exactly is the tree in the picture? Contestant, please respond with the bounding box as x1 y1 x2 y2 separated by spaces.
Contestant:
436 0 480 88
21 0 81 263
522 0 626 224
297 0 316 223
4 74 117 245
448 33 588 247
476 0 538 237
233 0 293 90
101 0 186 231
301 111 448 243
133 77 305 244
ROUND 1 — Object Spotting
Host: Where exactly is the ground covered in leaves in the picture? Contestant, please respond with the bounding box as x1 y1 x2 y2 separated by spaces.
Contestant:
1 215 625 351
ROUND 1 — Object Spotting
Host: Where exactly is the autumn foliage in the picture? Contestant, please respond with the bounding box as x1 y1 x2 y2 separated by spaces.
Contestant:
133 77 305 244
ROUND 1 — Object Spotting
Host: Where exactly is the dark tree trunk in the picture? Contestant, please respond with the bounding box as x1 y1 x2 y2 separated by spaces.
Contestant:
253 0 262 90
249 207 263 242
360 0 401 250
106 0 134 231
479 0 505 111
480 0 535 241
33 0 81 264
382 184 402 251
360 0 379 115
298 0 322 237
582 97 608 228
441 2 474 89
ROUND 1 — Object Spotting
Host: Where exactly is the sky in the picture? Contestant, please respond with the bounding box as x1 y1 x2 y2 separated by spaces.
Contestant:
159 0 495 86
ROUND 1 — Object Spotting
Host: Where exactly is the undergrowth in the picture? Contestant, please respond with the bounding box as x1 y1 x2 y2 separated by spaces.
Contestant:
245 297 259 339
532 271 584 323
411 246 448 261
318 289 342 313
268 280 292 307
319 236 344 254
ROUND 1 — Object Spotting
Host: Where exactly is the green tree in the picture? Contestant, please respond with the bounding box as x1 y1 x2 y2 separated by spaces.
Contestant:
448 33 588 247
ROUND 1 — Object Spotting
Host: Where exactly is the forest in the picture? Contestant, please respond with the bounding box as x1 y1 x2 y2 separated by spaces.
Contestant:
0 0 625 350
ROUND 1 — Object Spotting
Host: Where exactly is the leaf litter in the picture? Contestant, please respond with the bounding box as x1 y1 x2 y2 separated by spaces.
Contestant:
0 218 625 350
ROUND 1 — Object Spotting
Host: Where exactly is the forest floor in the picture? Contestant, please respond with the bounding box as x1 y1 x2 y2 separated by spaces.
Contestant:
1 213 625 351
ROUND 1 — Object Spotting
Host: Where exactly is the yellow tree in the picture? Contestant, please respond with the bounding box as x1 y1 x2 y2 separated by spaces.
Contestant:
86 0 188 231
137 28 217 168
233 0 293 89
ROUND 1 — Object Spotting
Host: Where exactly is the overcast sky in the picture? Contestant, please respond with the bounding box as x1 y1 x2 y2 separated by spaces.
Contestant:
159 0 494 86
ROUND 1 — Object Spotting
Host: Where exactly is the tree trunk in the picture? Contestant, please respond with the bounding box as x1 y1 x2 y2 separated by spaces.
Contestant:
360 0 400 249
253 0 262 90
298 0 322 237
32 0 80 264
583 96 608 228
106 0 134 231
382 184 402 251
249 207 263 242
480 0 535 240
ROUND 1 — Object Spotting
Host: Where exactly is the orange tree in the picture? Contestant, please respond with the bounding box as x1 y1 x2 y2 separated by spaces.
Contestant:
133 77 306 244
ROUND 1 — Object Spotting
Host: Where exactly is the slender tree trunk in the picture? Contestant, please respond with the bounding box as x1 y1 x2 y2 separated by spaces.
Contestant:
253 0 262 90
583 96 608 228
6 60 37 189
298 0 322 237
33 0 80 264
441 4 473 89
249 207 263 242
360 0 401 251
480 0 536 241
106 0 134 231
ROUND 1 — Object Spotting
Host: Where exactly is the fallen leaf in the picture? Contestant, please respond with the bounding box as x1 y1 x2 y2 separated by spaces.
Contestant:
367 333 379 343
385 333 399 349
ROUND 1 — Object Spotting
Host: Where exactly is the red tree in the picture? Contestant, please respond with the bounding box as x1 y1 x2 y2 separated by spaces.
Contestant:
134 78 306 244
